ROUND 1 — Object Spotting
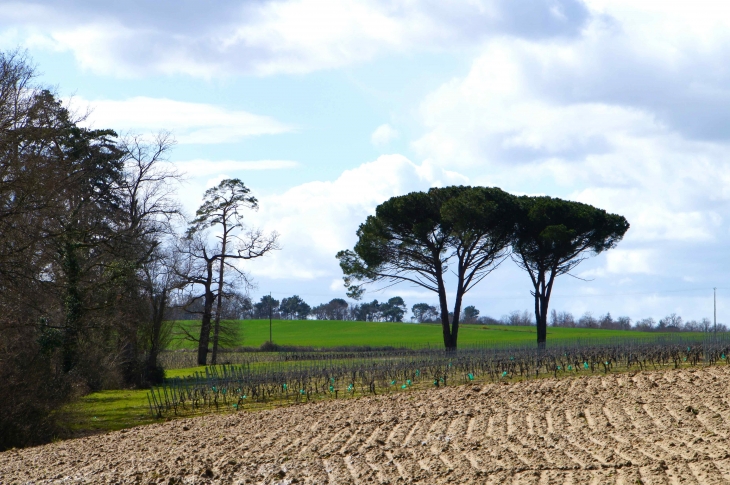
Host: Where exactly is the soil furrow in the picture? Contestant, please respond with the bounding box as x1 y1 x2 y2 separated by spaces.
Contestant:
7 367 730 483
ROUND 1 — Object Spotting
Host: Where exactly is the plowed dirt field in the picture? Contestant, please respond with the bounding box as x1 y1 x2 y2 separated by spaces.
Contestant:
4 365 730 484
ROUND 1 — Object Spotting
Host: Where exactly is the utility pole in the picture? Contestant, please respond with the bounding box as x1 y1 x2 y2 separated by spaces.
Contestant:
714 287 717 334
269 291 273 344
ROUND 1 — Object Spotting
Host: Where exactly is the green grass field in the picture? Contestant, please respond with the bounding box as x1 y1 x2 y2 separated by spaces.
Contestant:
171 319 695 349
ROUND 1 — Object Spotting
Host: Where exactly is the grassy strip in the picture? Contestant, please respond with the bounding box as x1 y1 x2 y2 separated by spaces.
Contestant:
59 390 156 437
58 366 209 437
165 366 208 379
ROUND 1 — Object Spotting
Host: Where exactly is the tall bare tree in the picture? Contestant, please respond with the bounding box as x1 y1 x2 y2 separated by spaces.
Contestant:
118 132 183 383
139 243 185 382
176 232 219 366
182 181 279 364
119 131 180 252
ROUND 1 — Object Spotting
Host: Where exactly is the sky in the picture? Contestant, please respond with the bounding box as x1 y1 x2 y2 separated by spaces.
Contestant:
3 0 730 323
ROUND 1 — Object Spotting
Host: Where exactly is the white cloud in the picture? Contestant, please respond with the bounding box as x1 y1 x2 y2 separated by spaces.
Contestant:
70 96 292 143
242 155 467 280
370 123 399 146
2 0 590 77
412 19 730 284
413 39 667 170
329 279 345 292
605 249 654 275
173 160 298 177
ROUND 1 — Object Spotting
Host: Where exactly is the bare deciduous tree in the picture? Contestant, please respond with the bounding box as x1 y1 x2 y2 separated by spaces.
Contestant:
185 179 279 365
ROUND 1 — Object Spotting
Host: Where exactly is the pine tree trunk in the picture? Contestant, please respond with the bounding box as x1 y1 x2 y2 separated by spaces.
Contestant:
535 293 550 349
436 268 455 350
211 223 228 366
197 261 216 366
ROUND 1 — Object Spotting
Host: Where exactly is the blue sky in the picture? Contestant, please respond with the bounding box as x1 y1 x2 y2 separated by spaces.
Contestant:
4 0 730 323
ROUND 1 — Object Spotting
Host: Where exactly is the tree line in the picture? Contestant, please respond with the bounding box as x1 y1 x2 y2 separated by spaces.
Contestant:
0 51 280 448
171 294 410 322
428 307 726 333
550 310 726 332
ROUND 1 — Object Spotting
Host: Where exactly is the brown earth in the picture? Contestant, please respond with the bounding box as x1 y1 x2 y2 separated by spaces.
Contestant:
4 365 730 484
